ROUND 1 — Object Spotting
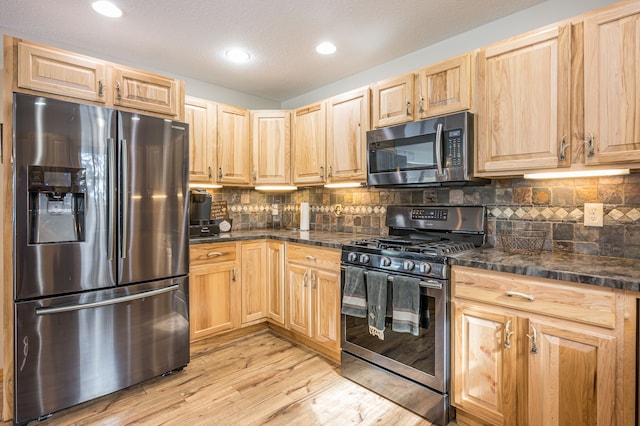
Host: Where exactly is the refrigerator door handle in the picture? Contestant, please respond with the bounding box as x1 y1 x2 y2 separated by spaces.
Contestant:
120 138 129 259
35 284 180 315
108 137 116 261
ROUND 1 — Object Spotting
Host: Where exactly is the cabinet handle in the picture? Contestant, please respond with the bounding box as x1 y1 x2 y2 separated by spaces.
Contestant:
319 166 324 179
504 320 514 349
115 80 121 100
418 96 424 114
559 136 568 161
311 273 317 290
583 132 595 157
506 291 535 302
218 167 223 180
206 251 223 258
328 166 332 178
253 169 257 181
406 100 411 115
232 267 237 282
98 80 104 97
208 166 213 179
305 255 317 261
303 271 308 288
526 324 538 354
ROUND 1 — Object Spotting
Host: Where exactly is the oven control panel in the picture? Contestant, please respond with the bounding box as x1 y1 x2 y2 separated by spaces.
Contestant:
411 208 448 221
341 248 447 280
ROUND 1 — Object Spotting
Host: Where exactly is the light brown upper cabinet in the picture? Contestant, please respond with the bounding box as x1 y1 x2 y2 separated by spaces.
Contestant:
217 103 252 186
185 96 217 184
416 53 473 119
112 65 181 117
476 25 572 175
292 101 327 185
251 110 292 185
17 40 108 104
12 37 184 119
583 2 640 165
326 87 371 184
372 73 415 128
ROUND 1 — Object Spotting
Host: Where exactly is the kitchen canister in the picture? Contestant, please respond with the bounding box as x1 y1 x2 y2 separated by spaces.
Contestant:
300 202 310 231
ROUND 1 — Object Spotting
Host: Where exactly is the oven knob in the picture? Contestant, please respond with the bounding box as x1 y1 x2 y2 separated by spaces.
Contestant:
347 252 358 262
419 263 432 274
381 256 392 267
403 260 415 271
359 254 370 264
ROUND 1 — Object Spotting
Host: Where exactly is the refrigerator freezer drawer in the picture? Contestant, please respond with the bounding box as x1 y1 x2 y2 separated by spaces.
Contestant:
14 277 190 424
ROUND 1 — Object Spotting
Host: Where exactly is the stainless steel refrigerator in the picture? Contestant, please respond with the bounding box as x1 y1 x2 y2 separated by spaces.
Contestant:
12 93 190 424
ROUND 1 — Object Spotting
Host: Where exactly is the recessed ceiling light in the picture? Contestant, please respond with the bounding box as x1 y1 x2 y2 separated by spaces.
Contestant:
92 1 123 18
316 42 336 55
225 48 251 63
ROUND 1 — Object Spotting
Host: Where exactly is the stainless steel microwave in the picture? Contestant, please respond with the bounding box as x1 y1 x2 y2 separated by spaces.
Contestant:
366 111 487 187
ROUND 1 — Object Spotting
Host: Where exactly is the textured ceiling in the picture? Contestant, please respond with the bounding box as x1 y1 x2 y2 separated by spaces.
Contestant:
1 0 544 102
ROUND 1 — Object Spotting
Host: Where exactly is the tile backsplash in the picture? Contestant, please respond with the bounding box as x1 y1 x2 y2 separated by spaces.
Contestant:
201 173 640 259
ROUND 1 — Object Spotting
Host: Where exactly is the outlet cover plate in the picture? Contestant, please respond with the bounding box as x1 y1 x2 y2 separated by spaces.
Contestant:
584 203 604 227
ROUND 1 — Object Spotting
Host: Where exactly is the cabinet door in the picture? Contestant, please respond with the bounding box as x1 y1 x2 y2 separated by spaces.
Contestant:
189 262 239 341
525 318 616 426
112 66 179 117
476 25 571 174
293 102 326 185
452 302 517 426
372 73 414 128
217 104 252 185
251 110 291 185
17 41 107 103
584 4 640 165
326 87 370 183
416 53 472 119
266 241 286 324
240 241 267 324
312 268 340 351
286 262 312 337
185 97 217 183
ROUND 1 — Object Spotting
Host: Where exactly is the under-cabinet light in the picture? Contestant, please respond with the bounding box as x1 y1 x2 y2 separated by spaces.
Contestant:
324 182 364 189
523 169 630 179
189 183 223 189
254 185 298 192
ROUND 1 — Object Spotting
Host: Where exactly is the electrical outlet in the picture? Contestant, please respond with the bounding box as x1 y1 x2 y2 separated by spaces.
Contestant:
584 203 604 227
271 204 279 216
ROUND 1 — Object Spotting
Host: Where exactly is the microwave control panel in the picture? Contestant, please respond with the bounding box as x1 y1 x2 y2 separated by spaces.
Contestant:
445 129 463 167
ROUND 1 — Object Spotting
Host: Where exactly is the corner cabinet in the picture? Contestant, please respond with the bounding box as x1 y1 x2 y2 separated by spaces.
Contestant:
189 242 240 341
185 96 217 184
451 266 629 426
371 73 414 128
583 2 640 165
251 110 292 185
292 102 327 185
416 52 473 119
285 244 341 355
217 104 252 186
326 87 370 184
476 25 571 175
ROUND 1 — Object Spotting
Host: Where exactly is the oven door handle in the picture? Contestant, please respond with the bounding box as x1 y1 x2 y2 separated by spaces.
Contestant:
340 267 443 290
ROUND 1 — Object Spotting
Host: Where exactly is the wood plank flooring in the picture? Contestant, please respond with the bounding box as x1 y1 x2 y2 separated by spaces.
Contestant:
10 330 436 425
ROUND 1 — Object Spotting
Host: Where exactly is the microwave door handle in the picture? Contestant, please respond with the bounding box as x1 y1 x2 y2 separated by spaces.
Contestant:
435 123 444 175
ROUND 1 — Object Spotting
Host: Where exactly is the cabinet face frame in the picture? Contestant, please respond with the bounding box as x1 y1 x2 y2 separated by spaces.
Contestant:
266 242 286 324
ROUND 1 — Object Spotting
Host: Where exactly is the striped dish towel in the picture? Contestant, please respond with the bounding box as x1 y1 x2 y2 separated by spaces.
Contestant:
392 275 421 336
341 266 367 318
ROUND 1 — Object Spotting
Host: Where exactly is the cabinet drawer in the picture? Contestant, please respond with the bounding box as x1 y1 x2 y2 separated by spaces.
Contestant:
286 244 340 270
452 266 617 329
190 243 237 267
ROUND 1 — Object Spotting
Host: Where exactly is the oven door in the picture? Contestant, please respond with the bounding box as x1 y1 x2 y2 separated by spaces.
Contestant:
340 267 449 393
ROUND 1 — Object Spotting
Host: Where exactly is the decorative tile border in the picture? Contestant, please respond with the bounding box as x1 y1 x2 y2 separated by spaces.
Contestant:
487 205 640 223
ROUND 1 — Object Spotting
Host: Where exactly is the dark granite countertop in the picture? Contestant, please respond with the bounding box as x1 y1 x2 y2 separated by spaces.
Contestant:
189 229 373 250
450 248 640 292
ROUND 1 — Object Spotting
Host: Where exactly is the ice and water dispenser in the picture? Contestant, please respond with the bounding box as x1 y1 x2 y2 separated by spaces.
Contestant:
28 166 87 244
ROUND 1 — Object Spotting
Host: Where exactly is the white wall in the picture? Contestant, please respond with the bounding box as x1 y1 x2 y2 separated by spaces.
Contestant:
281 0 620 109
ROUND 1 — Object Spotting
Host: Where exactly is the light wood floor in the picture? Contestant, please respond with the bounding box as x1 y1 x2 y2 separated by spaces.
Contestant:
11 329 435 425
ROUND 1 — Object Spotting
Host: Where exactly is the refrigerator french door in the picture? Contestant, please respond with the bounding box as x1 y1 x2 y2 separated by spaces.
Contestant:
13 93 190 424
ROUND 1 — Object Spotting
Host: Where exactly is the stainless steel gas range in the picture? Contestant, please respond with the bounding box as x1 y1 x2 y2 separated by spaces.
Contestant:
340 205 485 425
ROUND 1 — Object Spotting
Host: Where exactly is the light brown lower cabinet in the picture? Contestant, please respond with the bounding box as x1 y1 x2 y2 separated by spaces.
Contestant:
451 266 635 426
285 244 341 355
240 241 267 324
266 241 286 325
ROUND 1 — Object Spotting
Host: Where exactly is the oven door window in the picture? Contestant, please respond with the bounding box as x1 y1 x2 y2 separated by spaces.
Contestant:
368 134 436 173
344 288 437 376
